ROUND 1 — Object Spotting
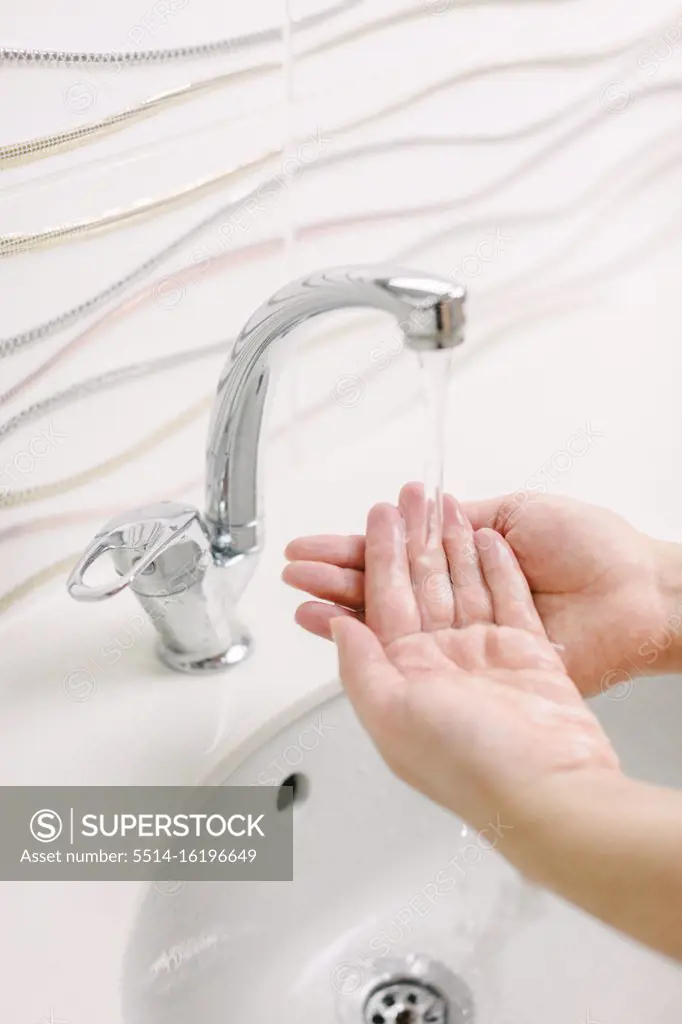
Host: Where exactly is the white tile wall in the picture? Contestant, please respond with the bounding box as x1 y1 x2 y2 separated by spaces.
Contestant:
2 0 682 617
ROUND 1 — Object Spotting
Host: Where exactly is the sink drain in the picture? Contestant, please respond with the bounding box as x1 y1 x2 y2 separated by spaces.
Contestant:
335 953 474 1024
363 979 447 1023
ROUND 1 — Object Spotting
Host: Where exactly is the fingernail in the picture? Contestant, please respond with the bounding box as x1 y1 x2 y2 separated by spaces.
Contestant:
474 528 496 552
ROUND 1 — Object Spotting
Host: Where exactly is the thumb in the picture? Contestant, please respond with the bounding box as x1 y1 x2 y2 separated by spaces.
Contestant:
330 617 401 714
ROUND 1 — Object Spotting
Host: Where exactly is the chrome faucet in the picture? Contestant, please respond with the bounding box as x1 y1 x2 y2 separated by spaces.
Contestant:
67 265 466 673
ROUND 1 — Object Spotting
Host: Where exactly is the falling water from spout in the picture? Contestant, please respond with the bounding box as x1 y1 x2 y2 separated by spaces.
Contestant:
418 348 454 549
420 346 468 843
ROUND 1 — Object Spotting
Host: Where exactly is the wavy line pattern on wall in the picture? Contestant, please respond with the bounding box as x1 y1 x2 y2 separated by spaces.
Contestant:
3 94 681 476
1 0 625 171
1 25 670 254
4 60 681 354
4 114 682 422
0 0 575 67
1 0 680 614
0 0 366 66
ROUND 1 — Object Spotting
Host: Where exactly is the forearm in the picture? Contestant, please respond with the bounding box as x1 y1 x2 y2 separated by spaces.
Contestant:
504 770 682 962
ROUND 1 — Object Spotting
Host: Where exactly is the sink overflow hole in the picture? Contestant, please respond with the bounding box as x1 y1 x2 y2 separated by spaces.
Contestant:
277 773 308 812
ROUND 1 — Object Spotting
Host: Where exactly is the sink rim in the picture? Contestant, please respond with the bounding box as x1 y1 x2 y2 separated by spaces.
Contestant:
204 674 342 786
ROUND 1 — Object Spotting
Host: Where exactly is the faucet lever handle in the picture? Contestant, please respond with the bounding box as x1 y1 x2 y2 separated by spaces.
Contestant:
67 501 203 602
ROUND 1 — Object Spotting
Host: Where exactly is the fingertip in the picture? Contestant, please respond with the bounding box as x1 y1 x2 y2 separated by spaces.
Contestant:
281 562 296 584
476 528 520 568
293 600 334 639
293 600 316 629
295 601 360 640
474 528 545 634
366 501 400 530
443 494 471 533
330 615 386 679
398 482 428 537
474 527 498 553
475 527 521 571
283 538 304 560
281 560 318 593
398 481 424 503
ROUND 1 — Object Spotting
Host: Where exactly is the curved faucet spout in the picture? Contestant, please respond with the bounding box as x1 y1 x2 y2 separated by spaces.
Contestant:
204 265 466 558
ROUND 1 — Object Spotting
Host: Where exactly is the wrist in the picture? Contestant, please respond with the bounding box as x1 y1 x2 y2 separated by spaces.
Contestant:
497 767 627 885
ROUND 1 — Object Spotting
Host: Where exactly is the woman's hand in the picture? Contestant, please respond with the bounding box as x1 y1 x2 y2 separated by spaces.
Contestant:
306 494 620 832
284 485 682 695
286 491 682 963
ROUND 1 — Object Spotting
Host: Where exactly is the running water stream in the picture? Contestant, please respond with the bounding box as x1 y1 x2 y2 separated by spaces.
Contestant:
420 347 470 843
418 348 454 550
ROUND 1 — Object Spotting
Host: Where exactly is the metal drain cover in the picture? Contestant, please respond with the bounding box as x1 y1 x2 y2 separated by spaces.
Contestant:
363 978 447 1023
335 953 474 1024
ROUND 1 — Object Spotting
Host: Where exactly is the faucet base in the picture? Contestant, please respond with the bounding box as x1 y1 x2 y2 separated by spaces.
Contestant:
156 632 253 674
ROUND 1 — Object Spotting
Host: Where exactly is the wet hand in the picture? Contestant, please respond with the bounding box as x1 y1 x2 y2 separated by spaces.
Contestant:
284 485 682 695
290 495 620 830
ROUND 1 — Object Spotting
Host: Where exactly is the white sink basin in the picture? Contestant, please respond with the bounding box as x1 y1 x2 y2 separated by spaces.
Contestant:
121 679 682 1024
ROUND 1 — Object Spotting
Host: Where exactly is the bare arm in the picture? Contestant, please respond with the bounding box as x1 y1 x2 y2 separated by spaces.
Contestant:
287 487 682 962
506 770 682 962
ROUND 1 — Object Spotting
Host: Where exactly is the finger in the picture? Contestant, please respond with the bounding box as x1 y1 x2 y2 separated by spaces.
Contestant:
294 601 362 639
282 561 364 610
330 616 404 721
284 534 365 569
461 494 526 534
474 528 546 635
398 482 454 630
442 495 493 625
365 502 422 645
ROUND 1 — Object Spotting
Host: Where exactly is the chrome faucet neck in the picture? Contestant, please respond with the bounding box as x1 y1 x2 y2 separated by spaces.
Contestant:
204 266 466 559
